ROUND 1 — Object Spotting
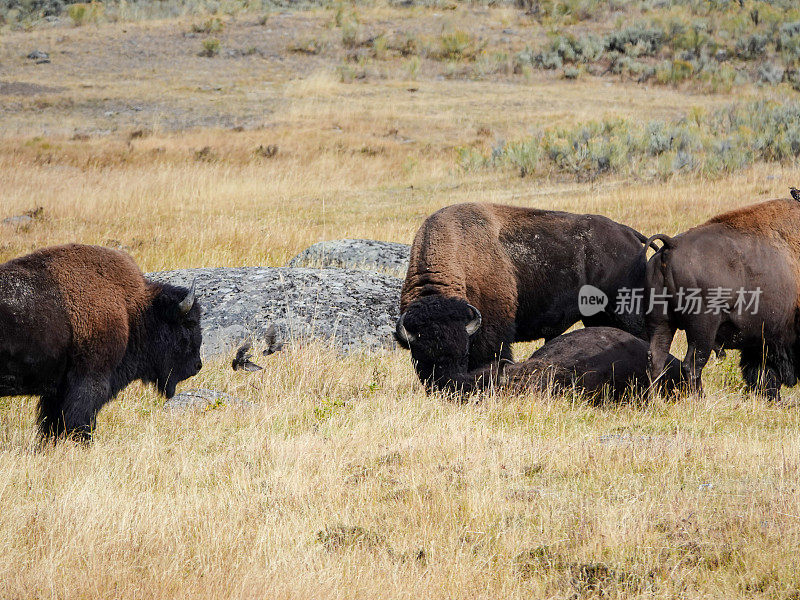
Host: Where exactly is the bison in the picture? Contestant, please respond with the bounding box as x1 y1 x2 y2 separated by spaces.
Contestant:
498 327 684 400
395 202 653 395
0 244 203 442
646 197 800 400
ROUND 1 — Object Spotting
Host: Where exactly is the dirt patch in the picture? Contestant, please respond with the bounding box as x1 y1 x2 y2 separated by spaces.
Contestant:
0 81 65 96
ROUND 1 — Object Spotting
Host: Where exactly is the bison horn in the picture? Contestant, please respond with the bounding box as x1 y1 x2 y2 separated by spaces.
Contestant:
465 304 482 335
396 312 416 345
178 280 196 315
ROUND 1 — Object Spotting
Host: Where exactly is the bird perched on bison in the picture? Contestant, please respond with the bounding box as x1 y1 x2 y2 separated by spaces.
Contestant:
396 202 653 395
646 197 800 400
498 327 684 400
0 244 203 442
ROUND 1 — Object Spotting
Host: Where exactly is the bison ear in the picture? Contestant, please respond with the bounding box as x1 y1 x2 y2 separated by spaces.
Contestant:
178 280 196 316
465 304 482 336
395 313 415 348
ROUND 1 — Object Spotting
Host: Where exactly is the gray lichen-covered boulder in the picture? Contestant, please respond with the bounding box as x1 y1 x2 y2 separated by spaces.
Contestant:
148 267 401 356
286 239 410 276
164 388 250 411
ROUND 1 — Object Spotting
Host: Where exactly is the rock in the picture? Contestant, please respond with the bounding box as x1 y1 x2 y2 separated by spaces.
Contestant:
26 50 49 60
147 266 402 356
164 388 250 411
286 239 410 276
2 207 43 228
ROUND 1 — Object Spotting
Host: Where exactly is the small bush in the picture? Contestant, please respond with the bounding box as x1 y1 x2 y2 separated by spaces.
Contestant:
405 56 421 79
67 1 103 26
735 34 769 60
504 138 541 176
341 20 360 49
192 17 224 34
605 25 664 56
200 38 221 57
438 30 482 61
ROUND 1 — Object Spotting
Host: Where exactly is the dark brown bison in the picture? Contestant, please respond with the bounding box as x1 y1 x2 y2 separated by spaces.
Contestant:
646 197 800 399
498 327 684 400
0 244 203 442
395 202 653 395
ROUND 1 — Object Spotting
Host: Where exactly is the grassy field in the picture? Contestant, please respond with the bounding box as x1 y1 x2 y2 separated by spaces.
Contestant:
2 2 800 598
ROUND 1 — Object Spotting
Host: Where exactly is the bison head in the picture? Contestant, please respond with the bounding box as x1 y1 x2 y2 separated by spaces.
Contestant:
147 281 203 398
395 296 482 393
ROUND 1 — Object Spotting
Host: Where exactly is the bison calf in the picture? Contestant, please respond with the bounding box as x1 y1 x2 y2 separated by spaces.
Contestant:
646 198 800 399
396 202 652 395
0 244 203 442
499 327 684 400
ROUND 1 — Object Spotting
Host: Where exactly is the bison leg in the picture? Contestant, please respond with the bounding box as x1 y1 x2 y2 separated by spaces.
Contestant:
682 320 718 395
59 372 112 443
647 320 676 388
37 391 66 442
741 346 783 401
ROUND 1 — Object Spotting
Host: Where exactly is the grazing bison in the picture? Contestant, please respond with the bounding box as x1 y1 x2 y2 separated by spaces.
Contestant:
0 244 203 442
646 197 800 399
498 327 684 400
395 202 653 394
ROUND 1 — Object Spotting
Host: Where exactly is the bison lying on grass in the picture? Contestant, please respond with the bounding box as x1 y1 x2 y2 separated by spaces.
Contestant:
647 197 800 400
0 244 202 442
396 202 653 395
499 327 684 400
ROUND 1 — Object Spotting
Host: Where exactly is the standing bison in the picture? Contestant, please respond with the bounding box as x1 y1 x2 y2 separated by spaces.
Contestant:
0 244 203 442
646 197 800 399
395 202 652 394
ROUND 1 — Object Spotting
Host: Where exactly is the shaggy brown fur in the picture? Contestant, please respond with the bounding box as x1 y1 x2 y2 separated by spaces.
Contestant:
397 202 651 394
0 244 202 441
647 198 800 400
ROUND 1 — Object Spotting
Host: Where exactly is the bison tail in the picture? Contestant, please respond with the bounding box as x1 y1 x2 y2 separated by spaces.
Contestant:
644 233 676 252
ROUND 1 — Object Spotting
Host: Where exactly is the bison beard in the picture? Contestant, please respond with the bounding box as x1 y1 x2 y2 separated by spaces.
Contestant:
646 198 800 400
396 202 653 397
0 244 203 443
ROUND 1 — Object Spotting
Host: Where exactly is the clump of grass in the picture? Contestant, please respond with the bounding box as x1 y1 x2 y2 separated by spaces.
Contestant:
436 30 483 62
332 1 360 49
405 55 421 79
199 37 221 57
191 16 224 34
67 1 103 26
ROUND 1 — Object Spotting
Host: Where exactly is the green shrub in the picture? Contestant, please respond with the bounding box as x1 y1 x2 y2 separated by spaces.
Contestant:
438 30 482 61
605 24 664 56
192 17 224 34
479 99 800 181
200 37 221 57
504 138 541 177
735 33 769 60
67 1 102 26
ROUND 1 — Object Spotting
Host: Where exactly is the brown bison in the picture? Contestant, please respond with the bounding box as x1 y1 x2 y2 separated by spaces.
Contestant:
498 327 684 400
646 197 800 399
395 202 653 395
0 244 203 442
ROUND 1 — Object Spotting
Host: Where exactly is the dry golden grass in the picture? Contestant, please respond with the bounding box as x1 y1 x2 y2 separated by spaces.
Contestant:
2 6 800 599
